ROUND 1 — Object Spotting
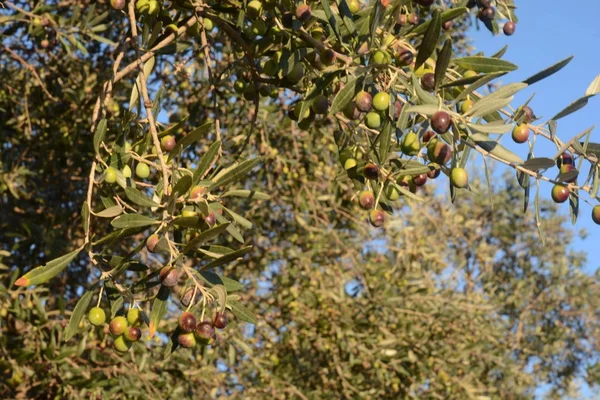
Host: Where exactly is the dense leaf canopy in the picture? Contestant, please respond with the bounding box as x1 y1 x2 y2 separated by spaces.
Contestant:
1 0 599 398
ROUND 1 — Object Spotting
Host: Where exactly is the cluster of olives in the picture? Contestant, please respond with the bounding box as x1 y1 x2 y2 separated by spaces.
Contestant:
467 0 516 36
344 108 471 227
88 307 143 353
87 304 228 353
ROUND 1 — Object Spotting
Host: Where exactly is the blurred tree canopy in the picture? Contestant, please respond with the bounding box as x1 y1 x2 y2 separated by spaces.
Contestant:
1 0 599 399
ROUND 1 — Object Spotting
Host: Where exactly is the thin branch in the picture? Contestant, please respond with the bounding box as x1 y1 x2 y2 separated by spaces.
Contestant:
2 45 58 101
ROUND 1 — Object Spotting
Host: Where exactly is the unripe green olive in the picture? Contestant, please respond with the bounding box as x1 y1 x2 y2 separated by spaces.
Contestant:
105 167 117 184
113 335 132 353
127 308 141 326
246 0 263 19
401 132 420 156
365 112 381 129
591 205 600 225
372 92 390 111
450 168 468 189
450 167 469 189
88 307 106 326
460 99 474 114
135 163 150 179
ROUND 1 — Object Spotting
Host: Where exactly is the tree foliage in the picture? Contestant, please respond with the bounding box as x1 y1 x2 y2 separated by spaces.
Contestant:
1 0 599 398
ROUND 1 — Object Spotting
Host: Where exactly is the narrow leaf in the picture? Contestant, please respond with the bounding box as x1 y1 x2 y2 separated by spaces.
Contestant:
454 56 518 73
192 141 221 184
124 187 160 208
415 10 441 71
330 75 359 115
523 55 574 85
434 39 452 91
111 214 159 229
93 119 107 155
551 95 592 121
15 247 83 287
209 158 261 190
148 285 169 338
221 190 270 200
64 290 94 341
586 74 600 96
228 299 257 324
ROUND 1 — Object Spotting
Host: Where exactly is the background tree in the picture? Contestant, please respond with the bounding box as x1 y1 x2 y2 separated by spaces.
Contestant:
1 0 599 398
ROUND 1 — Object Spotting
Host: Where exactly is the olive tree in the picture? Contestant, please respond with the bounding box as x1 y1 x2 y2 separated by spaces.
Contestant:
1 0 599 398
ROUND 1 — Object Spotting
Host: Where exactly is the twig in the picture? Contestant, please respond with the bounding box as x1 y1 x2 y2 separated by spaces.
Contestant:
126 0 170 203
2 45 58 101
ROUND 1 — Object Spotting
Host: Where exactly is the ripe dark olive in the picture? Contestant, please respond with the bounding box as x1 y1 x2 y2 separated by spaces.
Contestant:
427 140 452 165
396 49 414 66
431 111 452 134
321 49 336 65
312 95 329 115
559 164 578 183
503 21 516 36
477 0 491 7
393 101 403 119
178 332 197 348
551 184 569 203
180 287 195 307
556 152 574 168
414 0 435 6
109 316 128 336
522 105 534 123
421 73 435 92
427 167 441 179
368 209 385 228
451 168 468 189
295 4 312 22
110 0 126 10
195 321 216 341
179 312 197 333
343 102 361 120
422 131 436 143
592 205 600 225
124 326 142 342
358 191 375 210
396 14 407 26
355 91 373 112
413 174 428 187
146 234 160 253
161 135 176 152
512 124 529 144
478 7 495 21
364 163 380 180
159 266 178 287
204 211 217 227
213 312 228 329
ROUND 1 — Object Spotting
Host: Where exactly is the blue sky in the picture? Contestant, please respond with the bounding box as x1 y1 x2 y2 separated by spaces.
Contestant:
468 1 600 278
468 3 600 398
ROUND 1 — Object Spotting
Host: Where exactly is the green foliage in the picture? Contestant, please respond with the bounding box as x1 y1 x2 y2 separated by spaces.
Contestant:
1 0 599 398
